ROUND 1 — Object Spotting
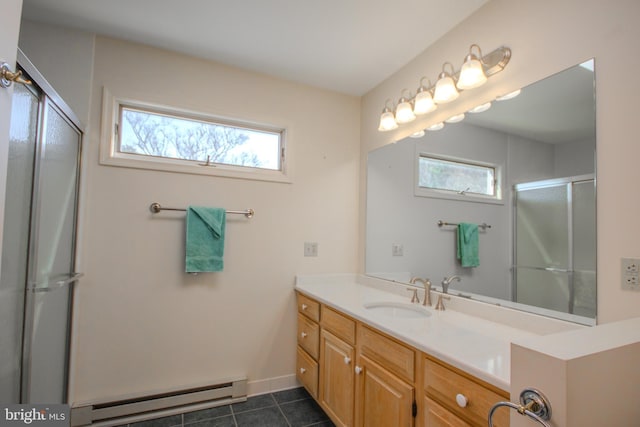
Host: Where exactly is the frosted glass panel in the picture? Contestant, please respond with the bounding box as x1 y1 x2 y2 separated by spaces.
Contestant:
0 83 38 402
515 184 568 269
572 180 596 317
515 268 571 313
25 99 81 403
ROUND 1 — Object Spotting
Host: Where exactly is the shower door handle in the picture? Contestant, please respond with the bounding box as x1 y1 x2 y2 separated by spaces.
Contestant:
29 272 84 292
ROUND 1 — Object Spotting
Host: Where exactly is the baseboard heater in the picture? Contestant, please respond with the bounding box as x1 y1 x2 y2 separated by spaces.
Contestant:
71 377 247 426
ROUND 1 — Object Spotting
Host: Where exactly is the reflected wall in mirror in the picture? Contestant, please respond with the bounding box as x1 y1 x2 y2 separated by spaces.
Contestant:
366 60 596 325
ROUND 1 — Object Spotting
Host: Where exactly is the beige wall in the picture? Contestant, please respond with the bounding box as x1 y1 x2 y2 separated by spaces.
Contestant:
360 0 640 324
66 37 361 403
18 19 94 128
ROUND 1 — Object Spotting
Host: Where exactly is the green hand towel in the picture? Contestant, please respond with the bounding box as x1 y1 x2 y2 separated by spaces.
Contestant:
457 222 479 268
185 206 226 273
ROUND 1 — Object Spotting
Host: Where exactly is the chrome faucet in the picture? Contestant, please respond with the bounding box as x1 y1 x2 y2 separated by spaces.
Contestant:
410 277 432 306
441 275 461 294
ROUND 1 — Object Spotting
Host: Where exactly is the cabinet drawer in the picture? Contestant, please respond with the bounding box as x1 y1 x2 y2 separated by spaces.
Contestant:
298 313 320 359
297 292 320 322
424 395 471 427
297 347 319 398
358 325 415 383
321 305 356 345
424 358 509 427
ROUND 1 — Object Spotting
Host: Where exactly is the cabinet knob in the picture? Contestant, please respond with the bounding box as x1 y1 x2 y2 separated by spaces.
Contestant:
355 366 363 374
455 393 468 408
301 303 308 310
300 332 307 339
344 356 351 365
299 368 306 374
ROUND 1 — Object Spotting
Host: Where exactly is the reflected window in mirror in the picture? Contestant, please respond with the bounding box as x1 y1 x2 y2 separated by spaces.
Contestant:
417 154 502 203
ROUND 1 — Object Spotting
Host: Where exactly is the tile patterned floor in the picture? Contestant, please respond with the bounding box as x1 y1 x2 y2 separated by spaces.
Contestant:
119 387 334 427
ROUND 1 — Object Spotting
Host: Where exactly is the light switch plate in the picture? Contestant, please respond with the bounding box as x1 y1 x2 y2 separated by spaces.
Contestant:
304 242 318 257
621 258 640 290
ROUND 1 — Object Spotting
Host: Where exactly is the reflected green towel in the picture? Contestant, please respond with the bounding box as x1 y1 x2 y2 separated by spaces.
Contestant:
185 206 226 273
457 223 479 267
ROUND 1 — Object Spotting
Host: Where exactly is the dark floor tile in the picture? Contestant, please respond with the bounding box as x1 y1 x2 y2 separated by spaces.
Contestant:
184 415 236 427
232 394 276 413
184 405 232 424
130 414 182 427
234 406 288 427
280 398 329 427
272 387 311 404
306 421 335 427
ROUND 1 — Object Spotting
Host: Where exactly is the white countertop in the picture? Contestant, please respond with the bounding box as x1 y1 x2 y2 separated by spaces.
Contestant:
295 274 545 391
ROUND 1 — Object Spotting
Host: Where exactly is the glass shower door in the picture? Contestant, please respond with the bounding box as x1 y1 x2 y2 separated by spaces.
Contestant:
23 97 81 404
514 182 571 313
0 81 39 402
513 176 596 317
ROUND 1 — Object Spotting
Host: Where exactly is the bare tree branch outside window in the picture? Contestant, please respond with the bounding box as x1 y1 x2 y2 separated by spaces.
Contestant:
119 107 280 170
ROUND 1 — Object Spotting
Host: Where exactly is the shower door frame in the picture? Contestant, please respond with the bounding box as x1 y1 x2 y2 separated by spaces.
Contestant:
512 173 595 316
15 48 84 403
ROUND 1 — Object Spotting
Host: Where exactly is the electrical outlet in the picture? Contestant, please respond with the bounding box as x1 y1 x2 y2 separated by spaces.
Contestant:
392 243 404 257
621 258 640 290
304 242 318 257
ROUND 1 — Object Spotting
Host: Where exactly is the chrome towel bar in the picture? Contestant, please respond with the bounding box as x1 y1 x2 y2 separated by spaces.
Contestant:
488 388 552 427
149 202 254 218
437 220 491 230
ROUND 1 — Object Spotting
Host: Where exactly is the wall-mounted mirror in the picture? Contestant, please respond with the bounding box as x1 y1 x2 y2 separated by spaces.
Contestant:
366 60 596 325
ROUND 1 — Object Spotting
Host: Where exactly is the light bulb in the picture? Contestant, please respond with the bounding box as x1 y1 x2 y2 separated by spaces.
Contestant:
468 102 492 113
413 89 437 115
496 89 521 101
433 64 459 104
445 113 465 123
427 122 444 131
378 108 398 131
395 98 416 123
457 48 487 90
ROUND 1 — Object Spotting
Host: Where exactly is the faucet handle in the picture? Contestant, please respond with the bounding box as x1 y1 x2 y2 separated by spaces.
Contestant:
406 288 420 304
435 294 451 311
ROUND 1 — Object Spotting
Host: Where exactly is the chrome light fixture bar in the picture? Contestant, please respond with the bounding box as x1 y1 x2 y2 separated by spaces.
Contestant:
377 44 511 132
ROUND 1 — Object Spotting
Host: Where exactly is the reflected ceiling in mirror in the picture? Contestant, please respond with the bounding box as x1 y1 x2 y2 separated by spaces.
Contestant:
365 60 596 325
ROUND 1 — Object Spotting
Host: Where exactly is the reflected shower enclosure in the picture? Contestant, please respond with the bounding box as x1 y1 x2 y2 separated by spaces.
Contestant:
513 176 596 318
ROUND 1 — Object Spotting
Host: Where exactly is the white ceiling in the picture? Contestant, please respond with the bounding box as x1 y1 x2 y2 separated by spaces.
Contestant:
20 0 489 96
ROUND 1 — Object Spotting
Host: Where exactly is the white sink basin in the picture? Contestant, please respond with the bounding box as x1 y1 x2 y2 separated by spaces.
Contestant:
363 302 431 319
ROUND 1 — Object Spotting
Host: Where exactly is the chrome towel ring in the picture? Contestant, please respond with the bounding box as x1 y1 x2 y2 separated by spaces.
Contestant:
488 388 552 427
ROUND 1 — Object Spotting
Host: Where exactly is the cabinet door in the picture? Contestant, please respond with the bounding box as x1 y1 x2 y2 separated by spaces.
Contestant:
319 329 355 427
423 396 471 427
355 354 414 427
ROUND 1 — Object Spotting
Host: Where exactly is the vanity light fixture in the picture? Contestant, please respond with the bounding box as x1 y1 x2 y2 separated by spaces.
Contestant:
433 62 459 104
395 89 416 124
445 113 465 123
413 78 437 115
376 44 511 132
496 88 521 101
427 122 445 131
378 99 398 131
456 44 488 90
468 102 492 113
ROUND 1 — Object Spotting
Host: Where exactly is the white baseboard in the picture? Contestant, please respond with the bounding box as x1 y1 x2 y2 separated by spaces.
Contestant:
247 374 301 397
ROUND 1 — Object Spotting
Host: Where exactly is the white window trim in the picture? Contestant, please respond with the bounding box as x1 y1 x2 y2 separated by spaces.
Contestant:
414 150 504 205
99 88 291 183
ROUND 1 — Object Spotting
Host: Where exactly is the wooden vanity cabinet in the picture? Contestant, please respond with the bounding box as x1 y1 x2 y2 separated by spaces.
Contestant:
420 355 509 427
355 325 416 427
295 291 508 427
296 293 320 398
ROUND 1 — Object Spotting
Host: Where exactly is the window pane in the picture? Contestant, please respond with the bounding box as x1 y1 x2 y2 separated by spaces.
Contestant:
418 156 495 196
119 106 282 170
